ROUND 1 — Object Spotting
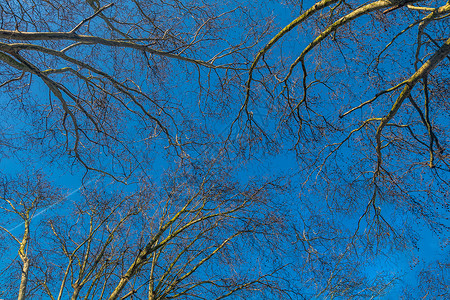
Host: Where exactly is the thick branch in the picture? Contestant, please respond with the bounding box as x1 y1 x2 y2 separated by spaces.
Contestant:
0 30 216 68
374 36 450 172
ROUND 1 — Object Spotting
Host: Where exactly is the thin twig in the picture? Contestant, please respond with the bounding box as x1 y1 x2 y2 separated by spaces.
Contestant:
70 3 115 34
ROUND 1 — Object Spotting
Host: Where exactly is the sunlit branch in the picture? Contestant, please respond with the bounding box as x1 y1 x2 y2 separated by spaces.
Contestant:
242 0 339 115
0 30 221 69
375 35 450 174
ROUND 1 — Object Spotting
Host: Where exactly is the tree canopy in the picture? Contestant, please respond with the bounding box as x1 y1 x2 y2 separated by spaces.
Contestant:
0 0 449 299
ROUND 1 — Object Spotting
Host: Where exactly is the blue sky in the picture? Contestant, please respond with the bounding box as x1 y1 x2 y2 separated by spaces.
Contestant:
0 0 449 299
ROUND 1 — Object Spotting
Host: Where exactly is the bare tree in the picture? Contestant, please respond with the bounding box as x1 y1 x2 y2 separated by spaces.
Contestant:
1 0 449 299
0 0 267 178
0 160 293 299
401 259 449 299
238 0 450 297
0 172 62 300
